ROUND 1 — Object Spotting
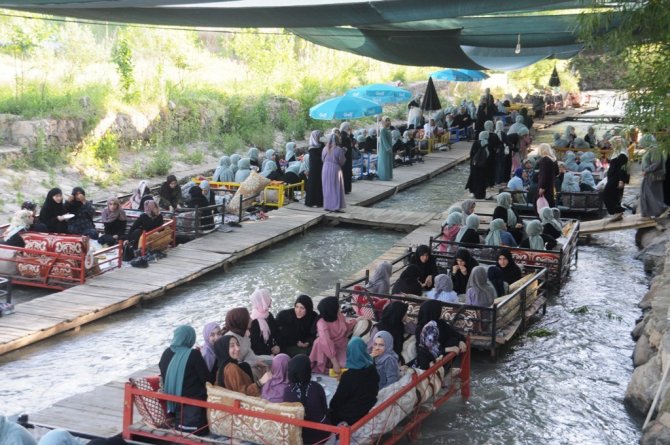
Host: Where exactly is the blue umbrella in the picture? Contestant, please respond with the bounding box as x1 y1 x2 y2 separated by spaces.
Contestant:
345 83 412 105
309 95 382 120
430 68 488 82
456 69 489 81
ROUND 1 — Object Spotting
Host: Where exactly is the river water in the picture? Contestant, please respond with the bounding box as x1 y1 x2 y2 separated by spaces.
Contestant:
2 103 644 444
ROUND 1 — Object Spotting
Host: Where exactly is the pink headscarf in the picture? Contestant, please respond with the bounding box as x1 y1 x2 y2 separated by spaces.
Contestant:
250 288 272 341
261 353 290 403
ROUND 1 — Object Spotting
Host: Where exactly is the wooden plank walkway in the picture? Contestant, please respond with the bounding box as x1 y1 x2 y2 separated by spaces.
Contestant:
579 214 661 235
0 142 472 357
324 206 439 232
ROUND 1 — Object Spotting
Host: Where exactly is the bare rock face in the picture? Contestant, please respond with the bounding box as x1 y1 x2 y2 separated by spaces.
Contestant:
110 112 151 145
642 414 670 445
626 354 662 415
1 115 85 148
635 334 653 367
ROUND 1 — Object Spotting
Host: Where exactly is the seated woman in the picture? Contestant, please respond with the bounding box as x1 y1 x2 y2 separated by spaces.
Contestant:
235 158 252 183
465 266 498 307
20 201 47 232
127 200 164 249
283 355 332 445
579 170 596 192
507 168 527 192
2 209 33 248
276 294 318 357
130 180 153 210
159 325 212 435
391 264 423 296
224 307 272 373
214 335 271 396
262 149 277 171
199 180 216 206
249 288 280 356
261 159 282 181
455 214 481 245
416 320 464 370
367 301 409 360
439 212 463 252
65 187 97 239
414 300 466 370
185 185 214 231
497 249 522 286
451 248 479 295
487 265 508 297
493 192 523 243
519 220 557 251
261 353 290 403
426 274 458 303
460 199 476 220
99 197 127 247
309 296 354 374
248 147 260 168
410 244 438 289
539 207 563 240
283 162 302 185
200 322 222 376
484 218 517 247
370 331 400 389
284 142 297 164
213 156 235 183
39 188 68 233
560 171 581 194
329 337 379 425
365 261 392 295
158 175 183 211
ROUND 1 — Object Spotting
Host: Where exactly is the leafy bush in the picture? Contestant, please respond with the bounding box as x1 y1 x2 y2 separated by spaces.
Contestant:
145 147 172 176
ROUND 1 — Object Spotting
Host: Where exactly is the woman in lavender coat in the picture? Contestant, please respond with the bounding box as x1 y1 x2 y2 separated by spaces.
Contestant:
321 131 347 212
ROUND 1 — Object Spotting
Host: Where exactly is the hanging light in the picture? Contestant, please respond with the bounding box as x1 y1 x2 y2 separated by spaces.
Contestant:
515 34 521 54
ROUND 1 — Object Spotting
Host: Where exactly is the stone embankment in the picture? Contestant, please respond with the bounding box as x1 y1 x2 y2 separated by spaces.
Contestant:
627 220 670 444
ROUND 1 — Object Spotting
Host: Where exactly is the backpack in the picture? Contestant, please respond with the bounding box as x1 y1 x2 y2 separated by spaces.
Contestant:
472 143 488 167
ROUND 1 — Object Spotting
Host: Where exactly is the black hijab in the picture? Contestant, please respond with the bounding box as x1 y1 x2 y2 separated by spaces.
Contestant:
391 264 423 296
454 248 479 271
498 248 522 284
214 335 252 387
411 244 437 282
287 354 312 404
376 301 408 357
317 296 339 323
487 266 506 297
40 187 66 218
295 295 317 341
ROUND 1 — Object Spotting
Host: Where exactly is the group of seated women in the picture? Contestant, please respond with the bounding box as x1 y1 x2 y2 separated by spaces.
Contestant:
158 290 467 443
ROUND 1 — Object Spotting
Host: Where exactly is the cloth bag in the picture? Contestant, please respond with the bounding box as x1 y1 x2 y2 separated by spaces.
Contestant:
536 196 549 212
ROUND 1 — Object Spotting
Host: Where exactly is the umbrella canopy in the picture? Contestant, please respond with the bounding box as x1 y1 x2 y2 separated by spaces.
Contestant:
309 95 383 120
346 83 412 105
456 69 489 81
431 68 489 82
420 77 442 111
549 66 561 87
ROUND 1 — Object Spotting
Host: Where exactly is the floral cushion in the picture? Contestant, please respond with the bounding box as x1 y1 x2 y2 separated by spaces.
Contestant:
206 382 304 445
227 172 271 214
16 233 88 280
129 376 170 428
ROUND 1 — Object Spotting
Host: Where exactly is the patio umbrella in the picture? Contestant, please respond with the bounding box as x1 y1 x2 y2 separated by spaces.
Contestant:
430 68 476 82
549 66 561 87
455 69 489 81
309 95 382 120
346 83 412 105
420 77 442 111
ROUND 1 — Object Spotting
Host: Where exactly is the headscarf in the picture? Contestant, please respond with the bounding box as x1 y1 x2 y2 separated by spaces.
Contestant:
366 261 392 295
248 147 259 162
433 273 454 295
540 207 563 233
214 156 235 183
580 170 596 188
324 132 339 154
131 181 149 209
100 197 127 224
299 153 310 175
235 158 252 183
317 296 339 323
261 353 290 403
447 204 464 224
514 168 524 179
391 264 423 295
525 220 546 250
376 301 408 357
455 248 479 272
287 354 312 404
144 199 160 218
250 288 272 342
214 335 252 387
496 192 517 227
466 266 497 306
41 187 65 220
461 199 476 216
573 137 590 149
416 299 443 343
189 185 204 198
309 130 323 148
345 336 373 369
201 322 219 372
263 149 276 167
508 115 527 135
498 248 522 284
578 152 596 172
442 211 463 230
640 134 666 175
484 218 506 246
4 209 33 241
224 307 250 336
419 321 441 359
0 416 37 445
372 330 398 375
561 172 580 193
285 161 301 176
478 131 490 156
495 120 505 140
285 142 296 162
484 120 494 132
164 325 196 411
230 153 242 175
564 152 579 171
537 143 556 161
339 122 351 134
261 160 277 176
455 214 480 243
551 207 561 220
487 266 506 297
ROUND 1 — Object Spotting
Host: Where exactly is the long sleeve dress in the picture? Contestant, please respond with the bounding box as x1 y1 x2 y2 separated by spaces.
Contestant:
376 127 394 181
329 365 379 425
305 144 324 208
341 131 353 194
537 156 559 209
321 145 346 211
309 313 353 373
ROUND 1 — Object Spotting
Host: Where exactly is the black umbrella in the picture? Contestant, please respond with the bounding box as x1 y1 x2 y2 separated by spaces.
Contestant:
421 76 442 111
549 66 561 87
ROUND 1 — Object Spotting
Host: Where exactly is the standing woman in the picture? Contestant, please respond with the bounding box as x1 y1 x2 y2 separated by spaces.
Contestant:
638 135 669 218
465 131 490 199
321 131 347 212
248 147 260 169
276 294 318 356
249 288 281 356
377 117 394 181
39 187 68 233
536 143 559 209
158 175 183 211
159 325 212 435
484 120 501 188
309 296 354 373
495 120 511 184
305 130 324 208
340 122 354 193
602 137 630 218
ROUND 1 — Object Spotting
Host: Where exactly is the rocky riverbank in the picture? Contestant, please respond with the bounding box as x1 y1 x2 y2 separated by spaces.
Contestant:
627 219 670 444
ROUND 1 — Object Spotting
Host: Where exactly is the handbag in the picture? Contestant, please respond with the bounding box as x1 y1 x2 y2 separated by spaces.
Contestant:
122 243 135 262
536 196 549 212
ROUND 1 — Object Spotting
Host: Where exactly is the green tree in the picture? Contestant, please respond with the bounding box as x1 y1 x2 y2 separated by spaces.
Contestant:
111 37 135 100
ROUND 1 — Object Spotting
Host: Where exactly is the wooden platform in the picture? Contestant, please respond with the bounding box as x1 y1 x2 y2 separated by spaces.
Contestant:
579 214 662 235
324 206 439 232
0 142 472 357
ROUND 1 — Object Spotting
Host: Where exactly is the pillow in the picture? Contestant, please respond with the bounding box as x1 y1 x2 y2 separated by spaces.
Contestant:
352 318 374 342
206 382 304 445
353 285 389 320
227 172 271 214
129 376 170 428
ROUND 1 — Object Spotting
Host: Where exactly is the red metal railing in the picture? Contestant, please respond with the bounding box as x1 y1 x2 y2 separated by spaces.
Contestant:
122 339 471 445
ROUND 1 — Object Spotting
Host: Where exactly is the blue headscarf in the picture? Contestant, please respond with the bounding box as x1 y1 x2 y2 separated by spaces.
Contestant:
230 153 241 175
164 325 196 412
234 158 252 183
525 220 545 250
213 156 234 183
345 336 373 369
561 172 580 193
455 214 479 243
485 218 505 246
580 170 596 188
